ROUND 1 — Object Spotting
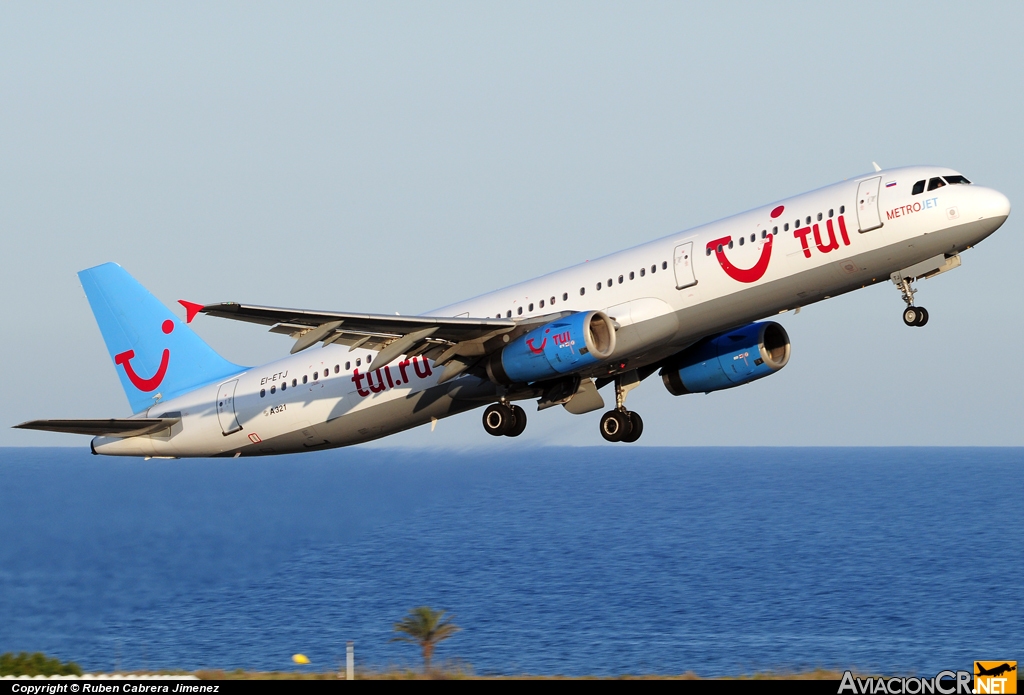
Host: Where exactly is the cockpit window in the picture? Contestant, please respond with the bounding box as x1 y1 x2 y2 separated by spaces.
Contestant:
944 175 971 185
927 177 946 191
912 180 926 195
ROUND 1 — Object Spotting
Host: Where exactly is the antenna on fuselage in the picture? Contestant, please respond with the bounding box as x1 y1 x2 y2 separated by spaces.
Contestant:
872 162 882 172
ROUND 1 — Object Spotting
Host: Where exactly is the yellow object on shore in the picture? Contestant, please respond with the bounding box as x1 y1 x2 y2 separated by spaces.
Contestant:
292 654 310 665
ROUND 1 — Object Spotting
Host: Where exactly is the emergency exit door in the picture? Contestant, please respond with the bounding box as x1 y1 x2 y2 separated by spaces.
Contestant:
857 176 883 232
216 379 242 435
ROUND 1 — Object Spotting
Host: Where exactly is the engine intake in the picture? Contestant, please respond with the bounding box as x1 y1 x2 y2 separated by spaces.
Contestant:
487 311 616 385
661 321 790 395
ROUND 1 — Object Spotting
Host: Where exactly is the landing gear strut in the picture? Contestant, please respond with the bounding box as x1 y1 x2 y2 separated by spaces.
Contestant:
893 272 929 327
599 370 644 443
482 401 527 437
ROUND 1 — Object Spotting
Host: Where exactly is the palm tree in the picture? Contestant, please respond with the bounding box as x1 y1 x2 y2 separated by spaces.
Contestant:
391 606 461 672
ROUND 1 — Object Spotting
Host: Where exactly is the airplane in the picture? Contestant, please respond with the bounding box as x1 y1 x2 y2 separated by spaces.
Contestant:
16 165 1011 457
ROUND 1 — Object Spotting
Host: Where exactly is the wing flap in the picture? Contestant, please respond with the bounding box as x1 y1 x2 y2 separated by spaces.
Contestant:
14 418 180 438
201 302 515 343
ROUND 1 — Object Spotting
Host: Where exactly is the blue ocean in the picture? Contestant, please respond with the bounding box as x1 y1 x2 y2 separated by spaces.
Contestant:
0 447 1020 676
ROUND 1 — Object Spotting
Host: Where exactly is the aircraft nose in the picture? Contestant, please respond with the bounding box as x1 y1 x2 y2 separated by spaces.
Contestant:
979 187 1011 220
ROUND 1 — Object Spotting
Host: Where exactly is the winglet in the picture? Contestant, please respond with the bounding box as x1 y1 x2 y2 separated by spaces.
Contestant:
178 300 205 324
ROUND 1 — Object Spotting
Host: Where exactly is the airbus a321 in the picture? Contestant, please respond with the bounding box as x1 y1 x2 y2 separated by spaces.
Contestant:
17 166 1010 456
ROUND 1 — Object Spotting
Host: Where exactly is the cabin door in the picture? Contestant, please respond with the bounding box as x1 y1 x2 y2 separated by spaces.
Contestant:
216 379 243 435
673 241 697 289
856 176 884 232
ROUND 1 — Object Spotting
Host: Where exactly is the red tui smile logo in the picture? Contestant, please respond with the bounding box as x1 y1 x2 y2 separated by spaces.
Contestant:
114 320 173 392
526 337 547 354
706 204 781 283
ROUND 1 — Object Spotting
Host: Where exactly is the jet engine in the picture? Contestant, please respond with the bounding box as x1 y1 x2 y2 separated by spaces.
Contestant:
487 311 617 385
661 321 790 395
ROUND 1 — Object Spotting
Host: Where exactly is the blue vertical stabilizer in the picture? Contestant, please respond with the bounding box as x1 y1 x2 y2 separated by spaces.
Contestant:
78 263 245 414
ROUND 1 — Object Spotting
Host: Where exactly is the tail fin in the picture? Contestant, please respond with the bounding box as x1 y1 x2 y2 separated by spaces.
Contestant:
79 263 245 414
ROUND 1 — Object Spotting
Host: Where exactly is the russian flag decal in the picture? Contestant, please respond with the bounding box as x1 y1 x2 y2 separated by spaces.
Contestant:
885 181 897 188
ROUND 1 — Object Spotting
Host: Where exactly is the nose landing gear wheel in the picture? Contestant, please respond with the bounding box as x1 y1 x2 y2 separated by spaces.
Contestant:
506 404 527 437
902 306 929 327
622 411 644 443
483 403 514 436
903 306 920 327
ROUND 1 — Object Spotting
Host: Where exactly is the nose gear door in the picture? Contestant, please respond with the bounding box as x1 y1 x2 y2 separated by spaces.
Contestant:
856 176 884 232
216 379 242 435
673 241 697 289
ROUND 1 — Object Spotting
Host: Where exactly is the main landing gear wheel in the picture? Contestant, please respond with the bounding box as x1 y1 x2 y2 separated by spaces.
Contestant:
600 410 630 442
483 403 528 437
622 411 644 443
483 403 514 436
915 306 929 326
601 370 645 443
506 405 527 437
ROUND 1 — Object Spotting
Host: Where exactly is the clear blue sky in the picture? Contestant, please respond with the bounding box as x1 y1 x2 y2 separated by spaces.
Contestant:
3 1 1021 447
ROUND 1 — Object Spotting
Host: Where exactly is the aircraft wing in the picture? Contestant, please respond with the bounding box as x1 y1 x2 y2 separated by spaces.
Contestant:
15 418 180 438
193 301 564 382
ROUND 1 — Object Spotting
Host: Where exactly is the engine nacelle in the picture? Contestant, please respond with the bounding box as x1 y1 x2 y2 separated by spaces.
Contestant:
661 321 790 395
487 311 617 385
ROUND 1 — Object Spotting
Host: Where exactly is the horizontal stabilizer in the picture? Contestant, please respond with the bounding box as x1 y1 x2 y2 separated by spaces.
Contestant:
14 418 180 438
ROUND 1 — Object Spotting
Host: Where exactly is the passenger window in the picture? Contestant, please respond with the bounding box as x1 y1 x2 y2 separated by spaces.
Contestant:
944 175 971 185
651 264 657 273
784 223 789 231
662 261 667 269
539 299 545 308
292 378 297 387
580 287 585 295
806 216 811 225
607 278 612 287
303 375 308 384
563 293 568 301
367 356 372 363
314 372 318 380
912 180 926 195
840 205 845 214
517 306 523 315
817 212 822 221
356 358 361 366
271 385 276 394
345 362 350 370
281 382 286 391
506 310 512 318
927 177 945 191
618 275 623 284
640 268 646 277
528 303 534 311
739 237 744 246
551 296 556 304
773 226 778 234
795 219 800 228
706 248 712 256
828 209 834 218
761 230 766 239
596 282 602 290
629 271 635 279
335 365 339 374
260 388 266 397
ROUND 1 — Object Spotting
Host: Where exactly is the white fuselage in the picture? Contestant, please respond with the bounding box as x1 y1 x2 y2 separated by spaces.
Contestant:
92 166 1010 457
